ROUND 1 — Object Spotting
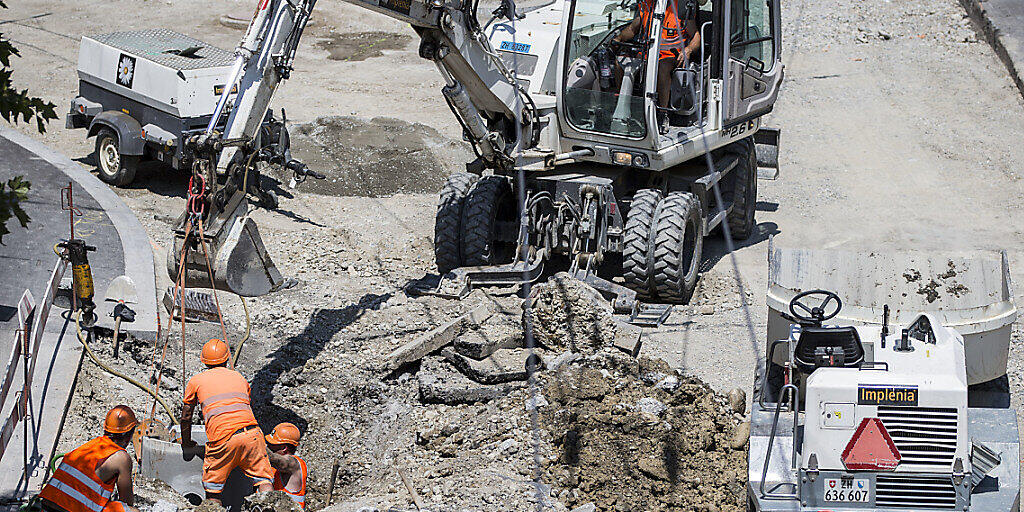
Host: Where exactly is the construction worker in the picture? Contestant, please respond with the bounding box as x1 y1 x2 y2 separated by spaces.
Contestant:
265 422 307 508
38 405 140 512
614 0 700 133
181 339 274 504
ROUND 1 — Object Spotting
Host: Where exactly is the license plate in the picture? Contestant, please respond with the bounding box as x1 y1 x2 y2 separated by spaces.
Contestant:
823 478 870 503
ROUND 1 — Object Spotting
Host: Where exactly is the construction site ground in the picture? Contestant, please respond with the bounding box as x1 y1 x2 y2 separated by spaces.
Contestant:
3 0 1024 509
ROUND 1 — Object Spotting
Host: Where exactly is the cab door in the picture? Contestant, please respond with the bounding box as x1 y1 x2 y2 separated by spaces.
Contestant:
721 0 782 126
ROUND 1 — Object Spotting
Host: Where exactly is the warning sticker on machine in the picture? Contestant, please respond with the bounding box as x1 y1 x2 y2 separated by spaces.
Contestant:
858 384 918 406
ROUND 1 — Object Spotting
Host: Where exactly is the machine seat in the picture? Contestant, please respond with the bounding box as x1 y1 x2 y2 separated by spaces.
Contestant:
793 326 865 374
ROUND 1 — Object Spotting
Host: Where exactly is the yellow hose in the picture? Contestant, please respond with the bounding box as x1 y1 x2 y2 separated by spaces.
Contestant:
74 311 178 424
230 295 250 368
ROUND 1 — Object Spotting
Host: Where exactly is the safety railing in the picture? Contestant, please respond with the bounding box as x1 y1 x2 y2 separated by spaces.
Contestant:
0 257 68 477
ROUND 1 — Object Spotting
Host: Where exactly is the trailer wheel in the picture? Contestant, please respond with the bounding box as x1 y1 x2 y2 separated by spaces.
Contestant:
725 138 757 240
95 128 138 187
623 189 663 299
652 191 703 303
461 175 515 267
434 172 478 274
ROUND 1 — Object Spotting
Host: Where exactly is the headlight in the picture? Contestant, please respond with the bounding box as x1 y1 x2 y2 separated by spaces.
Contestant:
612 151 649 167
612 151 633 166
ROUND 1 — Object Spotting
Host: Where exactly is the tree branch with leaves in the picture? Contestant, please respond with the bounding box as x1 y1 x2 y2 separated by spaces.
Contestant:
0 0 57 243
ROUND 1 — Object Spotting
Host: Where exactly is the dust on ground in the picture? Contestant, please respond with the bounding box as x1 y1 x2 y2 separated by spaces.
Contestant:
285 116 470 197
315 31 411 62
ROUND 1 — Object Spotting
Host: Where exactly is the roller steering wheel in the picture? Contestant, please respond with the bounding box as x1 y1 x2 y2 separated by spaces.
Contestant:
789 289 842 324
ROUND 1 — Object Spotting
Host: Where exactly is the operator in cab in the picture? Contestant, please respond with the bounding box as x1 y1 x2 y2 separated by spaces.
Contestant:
614 0 700 133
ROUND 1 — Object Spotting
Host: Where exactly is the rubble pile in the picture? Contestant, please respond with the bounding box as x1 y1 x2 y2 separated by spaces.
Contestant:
525 273 620 352
539 355 749 512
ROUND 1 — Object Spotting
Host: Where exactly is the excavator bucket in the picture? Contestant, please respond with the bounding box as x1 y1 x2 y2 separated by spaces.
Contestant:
167 198 283 297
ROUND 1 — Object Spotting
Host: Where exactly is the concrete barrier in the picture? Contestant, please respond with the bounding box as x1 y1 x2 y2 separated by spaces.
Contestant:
140 427 254 512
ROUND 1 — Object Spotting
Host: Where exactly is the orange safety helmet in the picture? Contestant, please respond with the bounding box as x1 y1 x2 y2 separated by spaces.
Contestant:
104 405 138 434
200 338 231 366
265 422 301 447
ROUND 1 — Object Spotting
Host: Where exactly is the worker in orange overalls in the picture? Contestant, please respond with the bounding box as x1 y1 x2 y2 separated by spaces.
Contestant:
180 339 274 504
614 0 700 132
265 422 308 508
38 405 140 512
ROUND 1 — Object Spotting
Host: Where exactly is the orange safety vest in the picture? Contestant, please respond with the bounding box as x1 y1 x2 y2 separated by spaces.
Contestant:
271 456 307 509
639 0 687 54
39 436 128 512
183 367 258 445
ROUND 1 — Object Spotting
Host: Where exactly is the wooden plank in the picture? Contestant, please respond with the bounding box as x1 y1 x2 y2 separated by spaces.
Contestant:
384 302 492 370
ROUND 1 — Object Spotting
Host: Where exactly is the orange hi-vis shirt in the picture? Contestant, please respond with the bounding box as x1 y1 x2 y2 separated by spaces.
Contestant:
184 367 258 445
271 456 307 509
39 436 128 512
639 0 686 56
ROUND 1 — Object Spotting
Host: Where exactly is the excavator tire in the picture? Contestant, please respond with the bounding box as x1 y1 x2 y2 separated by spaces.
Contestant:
623 189 663 299
460 175 514 267
434 172 477 274
724 137 757 241
651 191 703 304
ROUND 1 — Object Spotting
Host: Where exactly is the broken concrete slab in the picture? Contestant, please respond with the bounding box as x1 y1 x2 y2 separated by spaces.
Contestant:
385 302 492 370
612 324 643 357
417 361 521 405
452 323 523 359
442 347 544 384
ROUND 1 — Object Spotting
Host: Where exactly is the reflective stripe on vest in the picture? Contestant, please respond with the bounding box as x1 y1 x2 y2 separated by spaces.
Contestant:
204 403 253 421
639 0 685 52
56 463 114 500
39 437 121 512
201 391 252 421
45 479 104 512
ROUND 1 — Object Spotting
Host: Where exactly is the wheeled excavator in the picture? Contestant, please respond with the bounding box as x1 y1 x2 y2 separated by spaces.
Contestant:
168 0 784 322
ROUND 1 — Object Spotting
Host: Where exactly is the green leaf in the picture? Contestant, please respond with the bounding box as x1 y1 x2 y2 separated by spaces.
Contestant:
0 176 30 245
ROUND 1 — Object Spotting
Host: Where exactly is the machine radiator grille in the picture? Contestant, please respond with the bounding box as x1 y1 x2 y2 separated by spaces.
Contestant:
877 406 958 467
875 475 958 509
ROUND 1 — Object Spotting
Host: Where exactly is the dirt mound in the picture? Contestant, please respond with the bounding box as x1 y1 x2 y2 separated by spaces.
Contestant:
245 490 303 512
539 354 747 512
315 31 411 62
286 116 469 197
525 273 620 352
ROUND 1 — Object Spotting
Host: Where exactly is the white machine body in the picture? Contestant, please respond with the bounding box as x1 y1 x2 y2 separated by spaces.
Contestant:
77 30 237 119
802 316 970 475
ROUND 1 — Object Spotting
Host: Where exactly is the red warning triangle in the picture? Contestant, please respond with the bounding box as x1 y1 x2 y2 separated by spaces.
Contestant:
842 417 901 471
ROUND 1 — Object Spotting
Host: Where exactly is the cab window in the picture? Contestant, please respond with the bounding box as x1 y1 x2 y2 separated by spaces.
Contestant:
562 0 648 138
730 0 774 69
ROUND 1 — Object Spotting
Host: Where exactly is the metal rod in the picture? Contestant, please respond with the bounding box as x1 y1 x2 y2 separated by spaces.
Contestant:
759 383 799 500
397 467 424 511
326 459 340 505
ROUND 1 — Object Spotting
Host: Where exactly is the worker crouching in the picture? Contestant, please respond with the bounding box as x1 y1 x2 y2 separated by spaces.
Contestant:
265 423 307 508
38 405 140 512
180 339 274 504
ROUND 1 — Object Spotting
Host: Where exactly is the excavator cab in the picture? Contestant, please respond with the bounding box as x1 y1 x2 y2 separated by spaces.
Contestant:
557 0 782 158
